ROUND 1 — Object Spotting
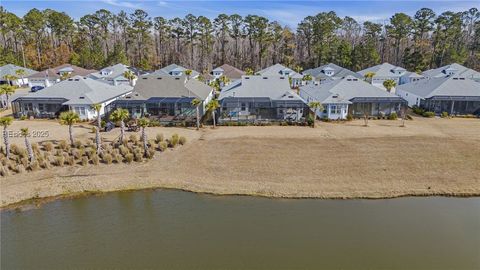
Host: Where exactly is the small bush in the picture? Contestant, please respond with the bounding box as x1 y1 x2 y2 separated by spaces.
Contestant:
91 155 99 165
346 114 353 121
58 140 70 151
307 115 314 127
73 140 82 149
441 111 449 118
118 145 130 156
412 106 425 115
155 133 164 143
40 159 51 169
0 166 10 176
179 136 187 145
114 154 123 163
32 143 40 153
169 134 179 148
81 156 89 166
20 158 28 168
129 134 138 144
158 141 168 152
86 148 97 159
102 154 113 164
43 142 54 152
125 153 134 163
28 161 40 171
66 156 75 166
14 164 25 173
54 156 65 166
71 149 82 159
146 149 155 159
20 115 27 120
388 112 398 120
422 111 435 118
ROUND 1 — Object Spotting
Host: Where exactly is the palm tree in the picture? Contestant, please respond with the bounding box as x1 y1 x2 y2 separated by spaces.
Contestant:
245 67 254 75
191 98 202 130
0 116 13 159
59 111 80 146
308 101 323 128
302 74 313 82
109 108 129 142
383 79 397 93
123 70 136 86
91 103 103 152
0 85 17 109
206 99 220 128
185 69 192 80
3 74 18 86
137 117 150 156
364 72 375 83
20 128 34 162
15 69 26 86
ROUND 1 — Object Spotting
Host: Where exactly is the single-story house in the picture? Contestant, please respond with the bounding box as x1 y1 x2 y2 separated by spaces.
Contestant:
299 75 406 119
257 63 303 88
107 74 214 123
303 63 362 84
218 75 308 123
422 63 480 82
0 64 37 86
211 64 245 81
396 75 480 115
358 63 421 92
28 64 97 87
88 63 136 86
12 76 132 120
154 64 200 79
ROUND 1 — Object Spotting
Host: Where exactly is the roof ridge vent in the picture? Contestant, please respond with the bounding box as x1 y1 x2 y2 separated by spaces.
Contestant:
263 77 268 79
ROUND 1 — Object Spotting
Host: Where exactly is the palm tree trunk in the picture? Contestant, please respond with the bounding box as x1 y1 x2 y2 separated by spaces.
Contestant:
24 136 34 162
95 127 101 153
69 125 74 146
196 106 200 130
142 127 147 157
120 121 125 142
212 111 216 128
3 126 10 159
5 94 9 109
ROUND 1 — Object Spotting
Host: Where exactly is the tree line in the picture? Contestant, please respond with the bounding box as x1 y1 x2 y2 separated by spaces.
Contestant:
0 6 479 74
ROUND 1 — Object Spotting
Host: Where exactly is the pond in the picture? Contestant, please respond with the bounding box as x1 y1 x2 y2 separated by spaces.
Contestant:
1 190 479 269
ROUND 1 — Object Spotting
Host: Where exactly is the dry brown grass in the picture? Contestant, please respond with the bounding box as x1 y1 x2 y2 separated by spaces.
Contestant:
1 117 479 207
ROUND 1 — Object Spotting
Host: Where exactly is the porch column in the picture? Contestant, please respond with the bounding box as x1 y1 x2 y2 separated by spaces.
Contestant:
450 100 455 115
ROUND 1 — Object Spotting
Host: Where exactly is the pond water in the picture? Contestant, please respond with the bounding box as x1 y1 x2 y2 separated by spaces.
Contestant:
1 190 479 270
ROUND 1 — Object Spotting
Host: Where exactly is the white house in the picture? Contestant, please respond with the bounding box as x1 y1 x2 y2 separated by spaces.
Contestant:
28 64 97 88
358 63 420 93
257 63 303 88
300 75 406 120
396 75 480 115
12 76 132 120
89 63 136 86
303 63 363 85
0 64 37 86
422 63 480 82
154 64 200 79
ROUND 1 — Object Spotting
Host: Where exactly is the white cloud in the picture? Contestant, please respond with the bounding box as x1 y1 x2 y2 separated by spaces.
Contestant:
157 1 168 6
100 0 142 9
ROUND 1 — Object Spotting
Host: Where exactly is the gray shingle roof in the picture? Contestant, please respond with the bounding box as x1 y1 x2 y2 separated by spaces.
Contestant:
257 63 301 78
14 76 132 105
396 75 480 98
154 64 200 78
120 74 212 101
88 63 131 80
303 63 362 80
358 62 406 78
300 75 403 103
422 63 480 81
0 64 37 78
218 75 304 102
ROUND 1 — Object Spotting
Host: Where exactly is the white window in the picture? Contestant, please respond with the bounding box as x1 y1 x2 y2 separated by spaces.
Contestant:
330 105 341 114
74 106 86 115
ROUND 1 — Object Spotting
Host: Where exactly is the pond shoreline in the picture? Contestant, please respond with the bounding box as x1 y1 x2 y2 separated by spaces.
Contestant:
2 183 479 211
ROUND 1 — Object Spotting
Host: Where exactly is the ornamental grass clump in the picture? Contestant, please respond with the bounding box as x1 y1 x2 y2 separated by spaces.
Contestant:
179 136 187 145
125 153 134 163
43 142 54 152
102 153 113 164
168 134 179 148
81 156 89 166
0 166 9 176
54 155 65 167
388 112 398 120
74 140 82 149
158 141 168 152
58 140 70 151
155 133 164 143
28 161 40 171
91 155 99 165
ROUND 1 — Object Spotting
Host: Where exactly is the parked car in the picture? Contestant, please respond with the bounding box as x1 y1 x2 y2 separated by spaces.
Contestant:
31 86 44 92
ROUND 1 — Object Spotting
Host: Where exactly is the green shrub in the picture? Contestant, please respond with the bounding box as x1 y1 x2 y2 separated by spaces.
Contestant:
346 114 353 121
54 156 65 166
441 111 449 118
412 106 425 115
155 133 164 143
306 115 314 126
388 112 398 120
422 111 435 118
73 140 82 148
179 136 187 145
19 115 27 120
129 134 138 144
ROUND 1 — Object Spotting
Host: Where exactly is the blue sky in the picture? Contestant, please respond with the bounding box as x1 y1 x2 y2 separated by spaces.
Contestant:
3 0 479 27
